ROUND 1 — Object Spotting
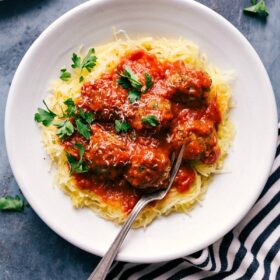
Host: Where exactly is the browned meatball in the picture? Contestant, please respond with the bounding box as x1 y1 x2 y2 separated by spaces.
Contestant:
124 94 173 131
171 108 220 164
85 124 129 166
84 124 130 179
150 60 211 106
124 147 171 189
167 61 211 104
79 75 128 120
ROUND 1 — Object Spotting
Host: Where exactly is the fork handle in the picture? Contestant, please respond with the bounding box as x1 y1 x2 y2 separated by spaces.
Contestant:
88 198 149 280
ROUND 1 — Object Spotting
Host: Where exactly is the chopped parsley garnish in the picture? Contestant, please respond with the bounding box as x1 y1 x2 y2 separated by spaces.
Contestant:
74 108 94 139
64 98 76 117
78 108 94 125
66 143 88 174
244 0 269 17
128 90 141 103
54 120 74 140
60 68 71 81
71 48 97 82
0 195 24 211
142 115 159 127
118 66 154 103
118 66 142 90
75 118 91 140
144 73 153 92
34 100 57 127
115 120 131 133
35 98 95 142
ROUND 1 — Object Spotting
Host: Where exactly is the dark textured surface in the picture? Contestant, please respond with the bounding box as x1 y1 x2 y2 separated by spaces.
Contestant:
0 1 279 279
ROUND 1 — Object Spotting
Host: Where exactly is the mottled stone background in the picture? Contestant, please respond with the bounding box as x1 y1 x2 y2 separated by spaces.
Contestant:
0 0 279 279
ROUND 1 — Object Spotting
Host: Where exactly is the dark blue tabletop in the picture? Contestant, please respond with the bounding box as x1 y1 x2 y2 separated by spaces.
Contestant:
0 1 279 279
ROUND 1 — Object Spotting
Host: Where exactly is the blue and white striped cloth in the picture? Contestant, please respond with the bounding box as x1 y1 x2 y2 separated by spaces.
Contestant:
106 129 280 280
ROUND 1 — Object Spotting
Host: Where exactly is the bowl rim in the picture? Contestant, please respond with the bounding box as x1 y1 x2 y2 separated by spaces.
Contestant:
5 0 278 263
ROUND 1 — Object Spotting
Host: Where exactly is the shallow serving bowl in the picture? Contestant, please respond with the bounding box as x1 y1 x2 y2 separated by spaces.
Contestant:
5 0 277 263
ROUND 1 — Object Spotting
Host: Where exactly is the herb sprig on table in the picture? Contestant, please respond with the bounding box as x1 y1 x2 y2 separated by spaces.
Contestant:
244 0 269 18
0 195 24 212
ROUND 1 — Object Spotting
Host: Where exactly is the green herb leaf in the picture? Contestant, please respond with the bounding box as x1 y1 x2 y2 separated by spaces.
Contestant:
66 143 88 174
64 98 76 117
119 66 142 90
54 120 74 140
71 53 82 69
79 76 84 83
0 195 24 211
71 48 97 73
244 0 269 17
60 68 71 81
75 118 91 140
114 120 131 133
128 89 141 103
117 77 131 89
78 108 94 124
34 100 57 127
142 115 159 127
144 73 153 92
81 48 97 72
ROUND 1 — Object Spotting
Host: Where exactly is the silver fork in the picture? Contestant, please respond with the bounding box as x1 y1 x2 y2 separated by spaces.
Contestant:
88 145 185 280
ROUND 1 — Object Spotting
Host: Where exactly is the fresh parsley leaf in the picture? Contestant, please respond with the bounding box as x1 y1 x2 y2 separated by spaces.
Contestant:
60 68 71 81
66 143 88 174
34 100 57 127
71 53 82 69
128 90 141 103
0 195 24 211
81 48 97 72
75 118 91 140
142 115 159 127
114 120 131 133
78 108 94 124
64 98 76 117
117 77 131 89
71 48 97 73
144 73 153 92
119 66 142 90
79 76 84 83
54 120 74 140
244 0 269 17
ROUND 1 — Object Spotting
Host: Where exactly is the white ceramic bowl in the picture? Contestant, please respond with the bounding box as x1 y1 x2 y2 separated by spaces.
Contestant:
5 0 277 263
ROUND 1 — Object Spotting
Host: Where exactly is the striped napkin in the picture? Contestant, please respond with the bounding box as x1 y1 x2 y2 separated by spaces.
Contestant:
105 129 280 280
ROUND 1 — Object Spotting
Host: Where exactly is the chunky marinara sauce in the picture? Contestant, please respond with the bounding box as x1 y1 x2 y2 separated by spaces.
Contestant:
63 50 221 213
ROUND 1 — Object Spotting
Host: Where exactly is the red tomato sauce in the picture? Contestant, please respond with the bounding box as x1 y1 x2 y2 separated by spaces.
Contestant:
62 49 222 213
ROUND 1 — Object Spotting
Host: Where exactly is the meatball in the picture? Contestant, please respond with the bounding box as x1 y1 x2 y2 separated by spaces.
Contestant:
79 75 128 120
84 124 130 179
171 107 220 164
150 60 211 105
124 147 171 189
167 60 211 104
124 94 173 131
